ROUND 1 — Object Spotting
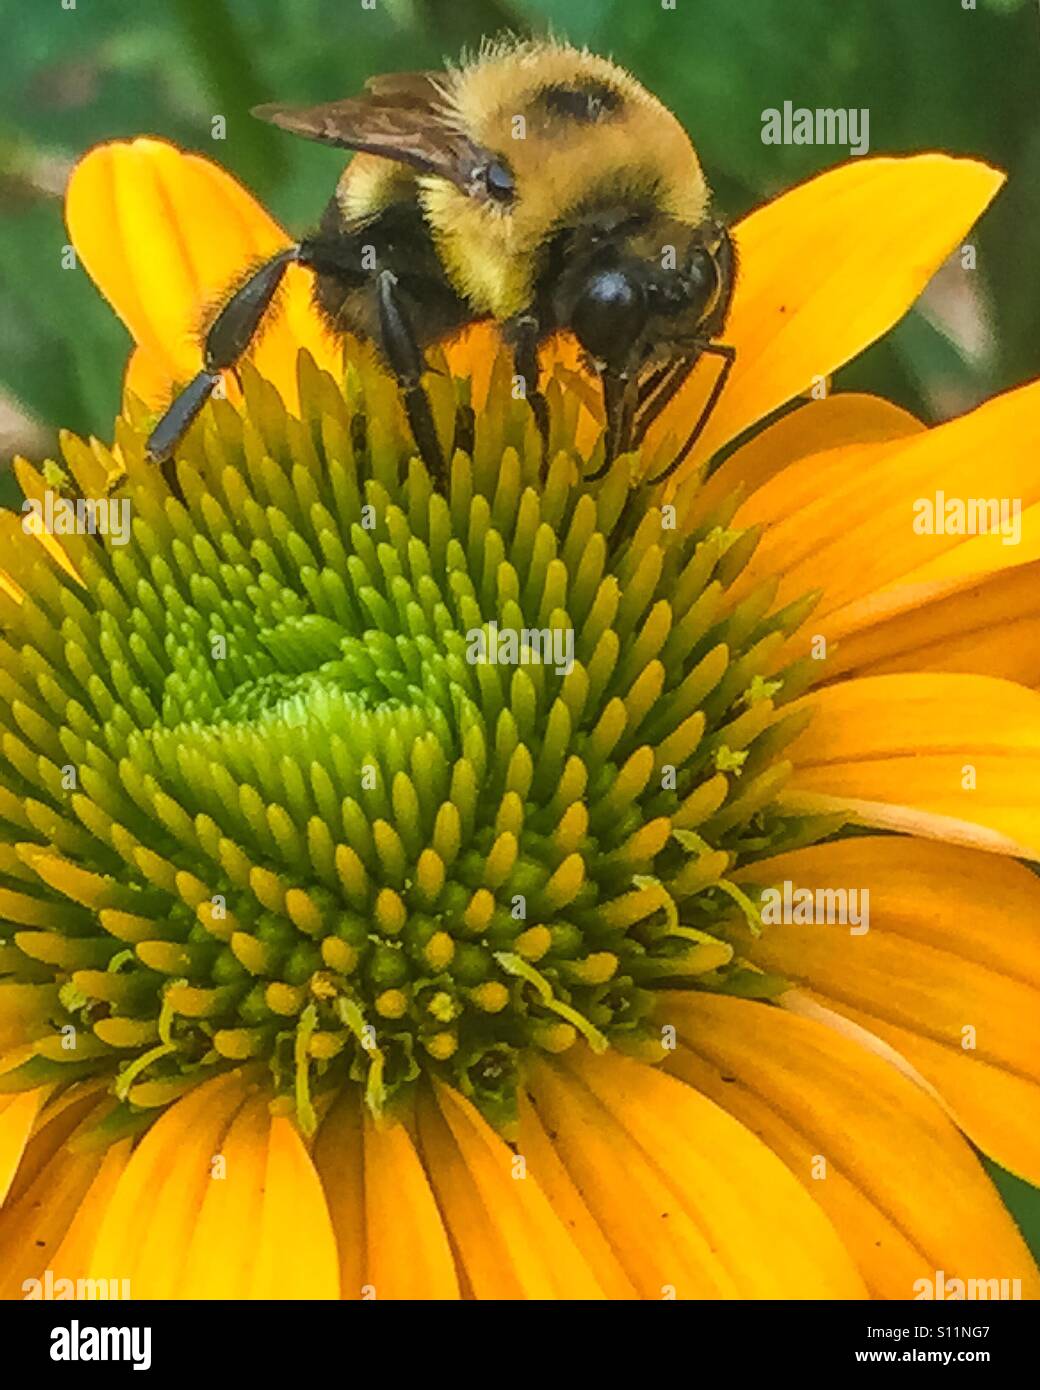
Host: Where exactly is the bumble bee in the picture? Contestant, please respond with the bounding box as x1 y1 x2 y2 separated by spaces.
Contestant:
146 37 736 492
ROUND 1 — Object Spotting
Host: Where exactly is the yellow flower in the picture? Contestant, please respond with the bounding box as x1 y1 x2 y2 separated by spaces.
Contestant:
0 138 1038 1300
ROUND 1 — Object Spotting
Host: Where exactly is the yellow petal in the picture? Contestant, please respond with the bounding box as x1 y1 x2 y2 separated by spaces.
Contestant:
48 1139 134 1284
524 1057 731 1297
820 563 1040 684
249 1113 339 1299
730 378 1040 623
414 1081 605 1298
545 1048 866 1298
694 392 923 524
86 1069 250 1296
177 1095 269 1297
67 140 285 378
663 993 1040 1298
0 1130 108 1297
0 1089 45 1206
311 1092 365 1300
363 1109 459 1299
649 155 1004 476
66 139 339 413
813 999 1040 1194
784 673 1040 858
732 836 1040 1181
515 1089 638 1299
124 344 186 415
3 1084 103 1206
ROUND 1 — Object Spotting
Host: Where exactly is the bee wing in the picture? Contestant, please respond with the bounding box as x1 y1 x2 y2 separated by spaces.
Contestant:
252 71 483 188
360 69 448 105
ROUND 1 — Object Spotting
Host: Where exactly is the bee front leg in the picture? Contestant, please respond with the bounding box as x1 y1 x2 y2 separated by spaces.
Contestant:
375 269 447 491
633 356 696 447
146 245 301 497
583 369 637 483
644 341 736 487
508 313 550 477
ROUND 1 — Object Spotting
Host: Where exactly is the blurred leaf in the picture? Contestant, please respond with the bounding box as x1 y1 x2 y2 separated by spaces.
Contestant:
0 202 125 451
170 0 288 193
984 1156 1040 1258
417 0 532 49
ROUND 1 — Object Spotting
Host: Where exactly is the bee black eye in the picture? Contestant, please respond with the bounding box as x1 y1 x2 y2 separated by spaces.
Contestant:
685 248 719 312
483 159 515 202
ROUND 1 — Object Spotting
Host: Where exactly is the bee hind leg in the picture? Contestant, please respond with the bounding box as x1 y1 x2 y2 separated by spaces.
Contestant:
375 269 447 491
451 400 475 460
145 245 301 496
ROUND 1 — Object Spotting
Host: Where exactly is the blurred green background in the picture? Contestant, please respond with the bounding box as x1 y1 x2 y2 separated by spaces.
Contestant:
0 0 1038 1255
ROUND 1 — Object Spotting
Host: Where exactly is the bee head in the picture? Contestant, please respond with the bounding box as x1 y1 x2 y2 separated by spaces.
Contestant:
420 38 711 320
544 214 733 373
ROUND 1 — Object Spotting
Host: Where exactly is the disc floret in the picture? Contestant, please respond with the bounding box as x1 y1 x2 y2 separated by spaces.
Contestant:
2 345 827 1134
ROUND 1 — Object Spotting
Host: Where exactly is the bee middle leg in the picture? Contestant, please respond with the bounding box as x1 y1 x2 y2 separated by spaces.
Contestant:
375 269 447 490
